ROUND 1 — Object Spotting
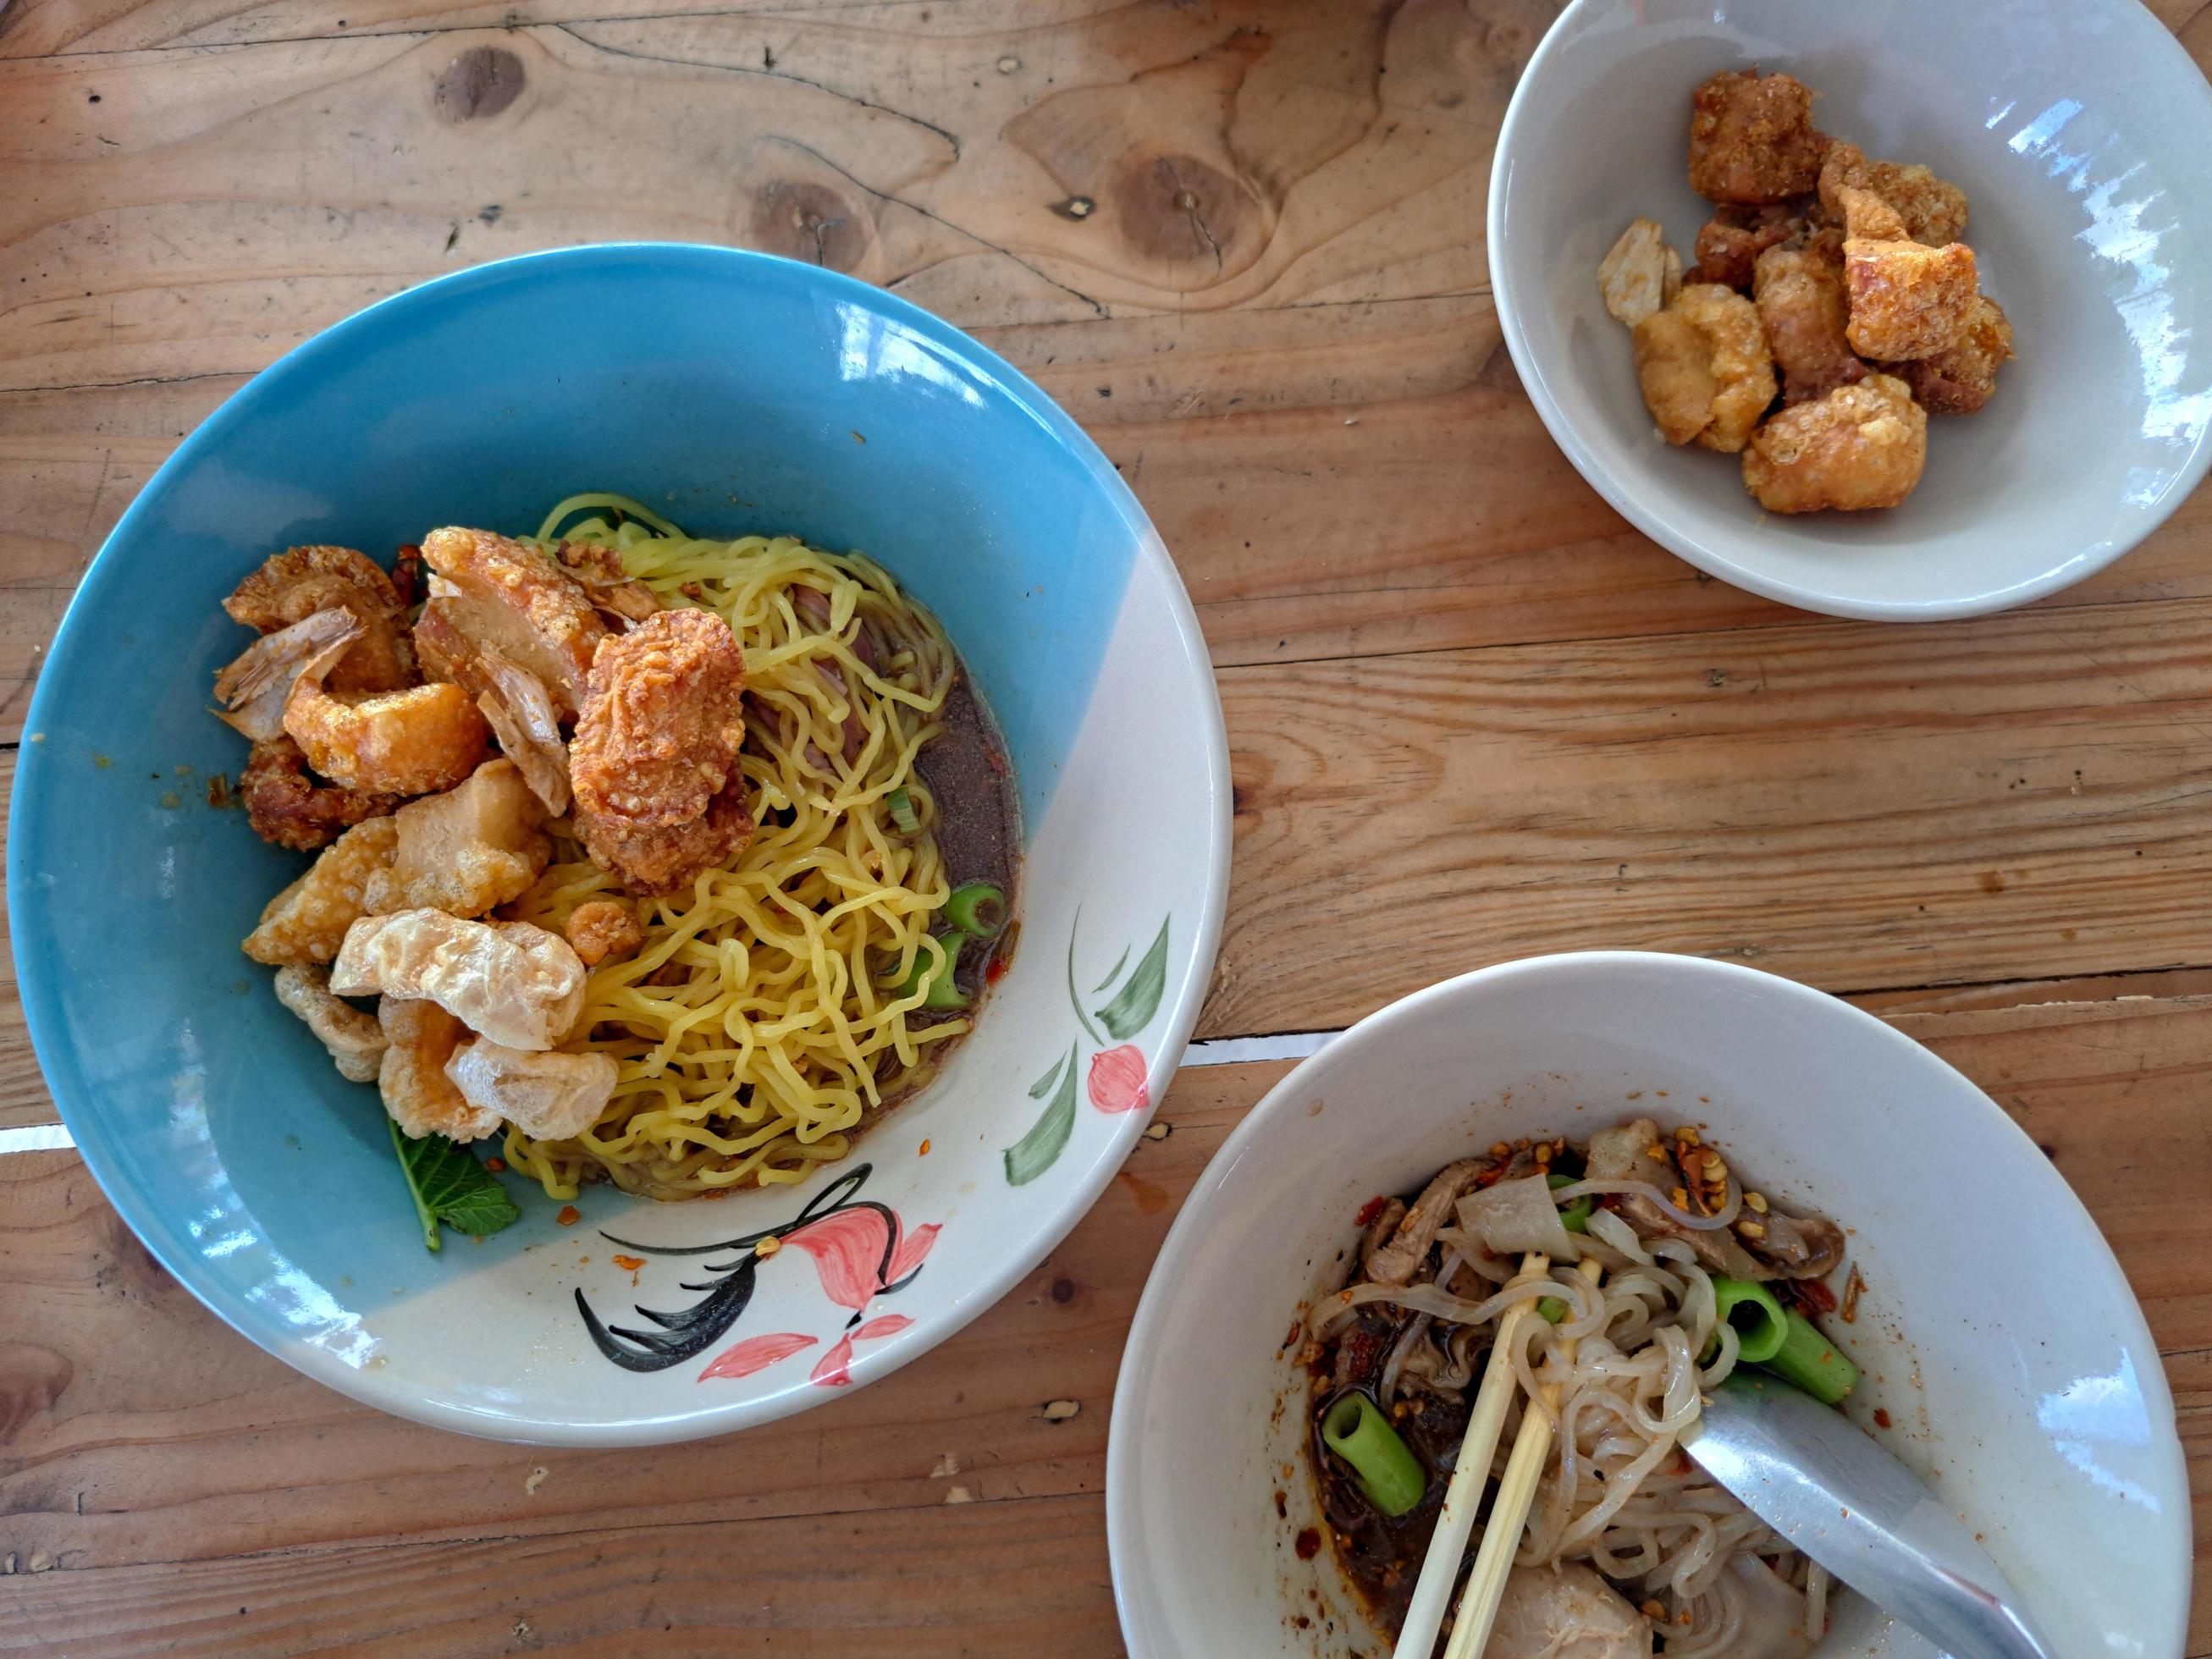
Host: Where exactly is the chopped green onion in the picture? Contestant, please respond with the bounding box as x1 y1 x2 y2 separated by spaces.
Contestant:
1760 1308 1859 1403
1547 1171 1593 1233
1321 1393 1426 1517
1706 1275 1789 1365
887 787 919 834
944 881 1007 940
888 934 970 1010
1537 1297 1567 1324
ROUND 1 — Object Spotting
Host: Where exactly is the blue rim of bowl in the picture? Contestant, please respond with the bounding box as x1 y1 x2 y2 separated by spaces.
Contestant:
8 242 1235 1445
1103 949 2188 1656
1485 0 2212 623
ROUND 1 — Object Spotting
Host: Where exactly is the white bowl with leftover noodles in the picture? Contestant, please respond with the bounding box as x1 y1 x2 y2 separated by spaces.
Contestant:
1106 952 2186 1658
9 245 1231 1444
1487 0 2212 620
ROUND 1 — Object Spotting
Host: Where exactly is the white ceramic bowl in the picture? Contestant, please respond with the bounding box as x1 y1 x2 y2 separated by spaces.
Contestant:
1106 953 2187 1657
1488 0 2212 620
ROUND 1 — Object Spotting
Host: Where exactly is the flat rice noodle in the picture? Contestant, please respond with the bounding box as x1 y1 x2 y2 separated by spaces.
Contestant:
1457 1173 1581 1262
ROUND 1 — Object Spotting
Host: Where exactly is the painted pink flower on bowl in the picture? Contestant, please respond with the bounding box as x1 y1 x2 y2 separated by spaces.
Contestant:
582 1164 943 1387
1089 1044 1150 1115
698 1331 816 1383
787 1208 940 1309
809 1315 916 1388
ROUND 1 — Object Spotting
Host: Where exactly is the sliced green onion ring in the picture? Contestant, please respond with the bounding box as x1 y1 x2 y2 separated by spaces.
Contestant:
888 933 970 1010
1761 1308 1859 1403
1547 1170 1593 1233
944 881 1007 940
886 786 920 834
1320 1392 1426 1518
1707 1275 1789 1364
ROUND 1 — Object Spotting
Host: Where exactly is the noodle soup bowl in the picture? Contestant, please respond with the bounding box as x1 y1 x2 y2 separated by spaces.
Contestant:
8 245 1231 1444
1107 952 2187 1657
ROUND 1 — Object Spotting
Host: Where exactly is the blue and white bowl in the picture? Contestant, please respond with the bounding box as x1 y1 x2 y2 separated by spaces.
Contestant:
8 245 1231 1445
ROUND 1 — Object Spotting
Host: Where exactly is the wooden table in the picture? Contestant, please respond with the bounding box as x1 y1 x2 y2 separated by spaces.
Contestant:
1 1 2207 1651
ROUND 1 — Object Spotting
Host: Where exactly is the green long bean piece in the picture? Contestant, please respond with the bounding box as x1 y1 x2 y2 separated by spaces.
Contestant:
1321 1393 1427 1517
1762 1308 1859 1403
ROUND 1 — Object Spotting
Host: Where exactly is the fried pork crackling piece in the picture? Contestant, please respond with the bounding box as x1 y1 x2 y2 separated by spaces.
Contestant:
1741 373 1928 513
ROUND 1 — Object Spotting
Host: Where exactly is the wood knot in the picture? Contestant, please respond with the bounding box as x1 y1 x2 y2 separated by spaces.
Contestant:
749 181 870 273
0 1345 74 1444
434 45 526 123
1112 152 1253 276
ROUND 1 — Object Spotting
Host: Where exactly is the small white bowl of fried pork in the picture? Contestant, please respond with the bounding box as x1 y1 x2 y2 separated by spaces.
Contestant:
1488 0 2212 620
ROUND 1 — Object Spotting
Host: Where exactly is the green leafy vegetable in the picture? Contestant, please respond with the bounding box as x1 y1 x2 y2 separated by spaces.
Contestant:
389 1118 521 1253
1005 1041 1078 1186
1095 916 1170 1040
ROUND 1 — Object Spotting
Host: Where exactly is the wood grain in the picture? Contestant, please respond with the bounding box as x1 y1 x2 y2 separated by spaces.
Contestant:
3 995 2209 1652
0 1492 1123 1656
2 1 2209 1653
3 0 2212 741
18 585 2212 1118
1207 598 2212 1037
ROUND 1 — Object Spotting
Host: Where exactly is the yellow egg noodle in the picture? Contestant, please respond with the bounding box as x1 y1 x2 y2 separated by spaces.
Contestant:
499 493 967 1199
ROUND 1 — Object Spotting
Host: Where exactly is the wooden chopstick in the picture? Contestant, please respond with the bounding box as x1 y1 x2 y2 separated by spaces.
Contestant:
1439 1255 1608 1659
1390 1252 1551 1659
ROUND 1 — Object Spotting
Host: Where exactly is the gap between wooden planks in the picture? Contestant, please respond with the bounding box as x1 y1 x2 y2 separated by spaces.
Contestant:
2 1 2211 736
15 626 2212 1122
2 994 2208 1656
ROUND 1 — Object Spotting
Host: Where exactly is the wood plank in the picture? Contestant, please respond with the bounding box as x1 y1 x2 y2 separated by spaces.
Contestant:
0 8 1487 379
0 5 2207 732
0 1064 1250 1569
1205 598 2212 1038
0 0 1110 58
0 751 36 1132
8 354 2212 736
3 994 2207 1653
0 1491 1123 1656
16 592 2212 1107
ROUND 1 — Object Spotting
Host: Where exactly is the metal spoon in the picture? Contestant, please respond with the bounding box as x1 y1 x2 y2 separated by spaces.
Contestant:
1681 1372 2058 1659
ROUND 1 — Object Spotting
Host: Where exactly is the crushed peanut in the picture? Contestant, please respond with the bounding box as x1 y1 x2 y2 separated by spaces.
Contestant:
1671 1187 1691 1210
1674 1126 1702 1146
1736 1219 1767 1239
1745 1191 1769 1213
1491 1142 1512 1159
755 1234 782 1258
1642 1601 1667 1621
